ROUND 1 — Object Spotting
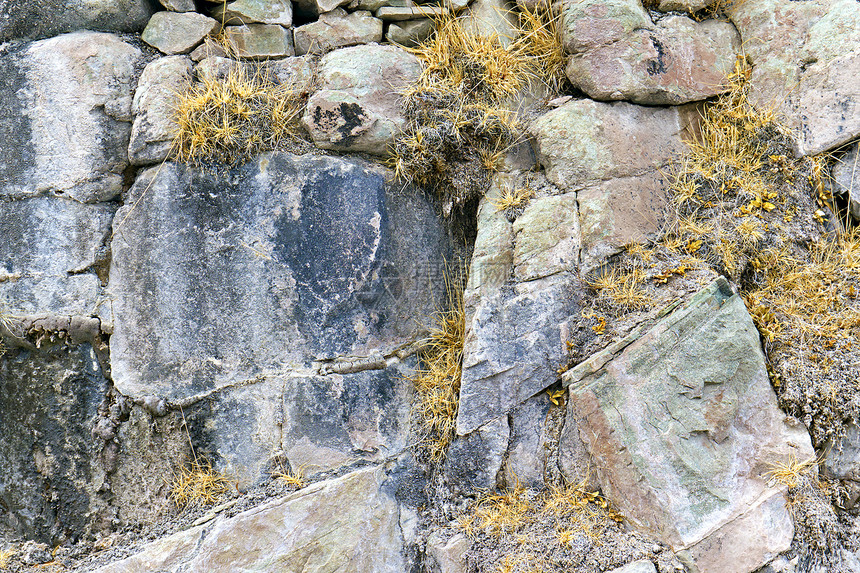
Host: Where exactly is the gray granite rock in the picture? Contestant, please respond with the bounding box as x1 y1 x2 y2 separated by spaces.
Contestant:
108 153 452 402
95 466 407 572
293 9 383 55
212 0 293 26
129 56 193 166
502 394 552 488
142 11 220 55
223 23 295 58
303 44 420 154
458 273 579 434
460 0 518 46
190 37 229 61
0 32 143 204
377 5 449 21
0 0 153 42
444 416 510 494
824 424 860 481
195 56 246 83
562 278 815 573
0 197 115 316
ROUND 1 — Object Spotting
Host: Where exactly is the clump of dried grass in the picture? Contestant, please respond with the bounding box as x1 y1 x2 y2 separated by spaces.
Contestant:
173 64 305 168
456 481 626 573
392 5 564 215
169 458 235 508
0 547 14 570
410 272 466 465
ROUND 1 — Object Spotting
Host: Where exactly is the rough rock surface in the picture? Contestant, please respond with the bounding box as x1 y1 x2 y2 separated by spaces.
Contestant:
223 23 295 58
94 466 407 573
129 56 193 166
832 142 860 220
0 197 114 316
529 99 697 268
293 0 352 18
458 182 581 435
107 152 452 479
609 560 658 573
427 532 470 573
303 44 421 155
293 9 383 55
502 394 552 488
212 0 293 26
563 1 739 104
0 341 111 543
562 278 815 573
386 18 434 47
726 0 860 155
141 12 220 55
158 0 197 12
0 32 143 204
824 424 860 481
0 0 153 42
444 416 510 494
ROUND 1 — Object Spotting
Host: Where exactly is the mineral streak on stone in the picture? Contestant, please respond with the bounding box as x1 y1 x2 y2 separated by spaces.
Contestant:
562 278 815 573
303 44 421 155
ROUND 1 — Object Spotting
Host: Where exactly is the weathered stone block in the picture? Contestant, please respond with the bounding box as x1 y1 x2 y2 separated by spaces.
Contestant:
303 44 420 155
562 278 815 573
0 32 143 203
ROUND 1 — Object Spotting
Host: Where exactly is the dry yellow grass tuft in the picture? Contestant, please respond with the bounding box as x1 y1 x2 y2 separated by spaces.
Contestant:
393 4 564 213
0 547 14 570
492 182 534 212
458 480 624 573
169 458 235 508
765 455 818 491
410 271 466 464
274 463 308 489
173 64 305 167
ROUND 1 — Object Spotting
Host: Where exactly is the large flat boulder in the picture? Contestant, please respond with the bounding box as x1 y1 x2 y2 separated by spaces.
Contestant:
95 466 407 573
0 0 153 42
107 152 452 481
726 0 860 155
561 278 815 573
0 32 143 204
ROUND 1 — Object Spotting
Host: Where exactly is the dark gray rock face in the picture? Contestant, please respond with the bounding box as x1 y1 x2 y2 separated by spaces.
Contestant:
444 416 510 495
0 32 144 204
107 152 453 482
0 0 154 43
0 342 111 544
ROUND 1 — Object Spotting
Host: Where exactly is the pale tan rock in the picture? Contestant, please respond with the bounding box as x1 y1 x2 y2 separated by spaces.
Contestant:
386 18 434 46
96 466 405 573
459 0 518 46
564 12 740 105
129 56 192 166
529 99 696 191
726 0 860 155
427 532 471 573
377 5 448 20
